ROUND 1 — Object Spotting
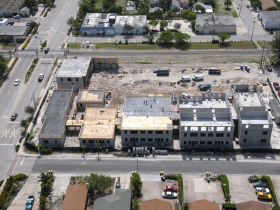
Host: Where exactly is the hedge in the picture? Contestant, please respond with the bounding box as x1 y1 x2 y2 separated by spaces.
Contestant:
0 180 3 188
22 38 30 50
42 40 47 47
54 57 58 66
19 137 23 143
164 174 179 180
220 174 230 202
15 145 20 152
25 58 39 82
261 175 279 208
178 174 184 205
40 147 52 154
222 203 236 210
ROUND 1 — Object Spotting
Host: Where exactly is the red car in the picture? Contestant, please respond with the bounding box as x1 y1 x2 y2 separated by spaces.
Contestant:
273 82 280 91
278 91 280 97
164 185 178 192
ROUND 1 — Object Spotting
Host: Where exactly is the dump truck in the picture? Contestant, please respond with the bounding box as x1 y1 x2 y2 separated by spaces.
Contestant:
25 196 34 210
197 84 211 91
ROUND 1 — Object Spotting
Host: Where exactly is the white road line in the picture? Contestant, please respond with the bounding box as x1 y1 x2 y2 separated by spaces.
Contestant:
8 122 20 124
0 144 13 146
20 157 25 165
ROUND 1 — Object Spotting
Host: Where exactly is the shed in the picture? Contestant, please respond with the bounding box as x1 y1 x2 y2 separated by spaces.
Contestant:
62 184 88 210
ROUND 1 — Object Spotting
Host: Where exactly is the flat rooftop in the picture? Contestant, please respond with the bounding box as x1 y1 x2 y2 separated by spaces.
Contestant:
121 116 172 131
57 58 91 78
84 107 117 121
0 26 28 35
181 119 233 128
179 99 228 109
241 119 270 125
196 13 236 27
40 90 73 139
0 0 25 12
115 15 146 27
234 92 262 107
77 89 104 103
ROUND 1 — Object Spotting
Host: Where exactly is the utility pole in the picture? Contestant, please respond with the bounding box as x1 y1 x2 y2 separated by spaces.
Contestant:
251 18 256 42
137 159 138 173
35 51 38 59
239 0 242 17
260 41 266 67
31 92 36 109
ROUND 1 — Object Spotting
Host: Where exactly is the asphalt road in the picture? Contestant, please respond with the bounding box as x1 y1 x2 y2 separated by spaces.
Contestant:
11 157 280 175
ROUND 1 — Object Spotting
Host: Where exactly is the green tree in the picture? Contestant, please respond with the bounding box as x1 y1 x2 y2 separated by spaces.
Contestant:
149 20 159 29
217 33 231 43
133 196 138 210
187 11 197 21
202 0 215 7
38 173 51 186
131 172 142 197
24 105 35 115
67 17 74 26
224 0 232 9
271 30 280 63
2 35 11 45
88 173 114 195
142 24 149 33
20 120 28 128
251 1 261 9
148 35 154 43
158 30 174 43
0 55 7 76
182 202 189 210
167 10 173 19
30 21 38 29
37 143 42 155
174 32 190 43
160 20 168 31
182 10 190 19
24 0 37 8
81 144 87 157
123 23 134 34
173 22 182 31
266 6 278 11
191 20 196 32
194 4 205 13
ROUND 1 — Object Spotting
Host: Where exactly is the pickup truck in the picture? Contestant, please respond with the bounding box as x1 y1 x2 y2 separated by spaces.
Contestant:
25 196 34 210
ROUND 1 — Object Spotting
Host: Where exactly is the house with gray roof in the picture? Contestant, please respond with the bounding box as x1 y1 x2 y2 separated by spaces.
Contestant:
195 13 236 34
259 11 280 29
93 189 131 210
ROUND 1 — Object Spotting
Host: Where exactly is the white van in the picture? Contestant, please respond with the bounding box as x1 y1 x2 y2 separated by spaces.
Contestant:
192 75 204 81
180 76 191 82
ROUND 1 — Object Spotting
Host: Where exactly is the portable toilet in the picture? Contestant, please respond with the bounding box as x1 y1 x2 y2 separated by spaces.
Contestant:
240 65 243 70
247 66 250 73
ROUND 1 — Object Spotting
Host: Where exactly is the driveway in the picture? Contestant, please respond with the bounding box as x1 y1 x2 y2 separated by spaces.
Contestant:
8 174 39 210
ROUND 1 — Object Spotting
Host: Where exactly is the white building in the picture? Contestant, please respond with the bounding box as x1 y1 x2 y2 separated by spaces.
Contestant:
0 18 8 26
80 13 147 35
259 11 280 29
193 2 213 13
20 7 30 17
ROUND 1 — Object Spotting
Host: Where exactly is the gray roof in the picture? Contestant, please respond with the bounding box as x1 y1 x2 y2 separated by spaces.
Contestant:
270 99 280 118
0 26 28 35
39 90 73 139
57 57 91 78
196 13 236 27
260 11 280 22
0 0 25 12
93 189 131 210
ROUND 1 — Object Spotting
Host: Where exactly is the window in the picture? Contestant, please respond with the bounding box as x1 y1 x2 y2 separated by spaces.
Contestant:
60 78 63 81
208 133 213 137
195 141 198 144
55 140 57 143
215 141 217 144
124 131 127 134
89 140 93 143
43 140 48 144
148 138 153 141
67 78 72 81
221 141 224 145
184 133 187 137
189 141 192 144
107 141 109 143
102 140 104 143
83 140 85 143
156 131 163 134
227 133 230 137
262 131 268 135
148 131 153 134
166 131 169 134
141 138 145 141
184 141 186 144
201 133 206 137
207 141 212 144
130 138 133 141
80 104 83 107
190 133 198 137
76 78 78 81
125 138 128 141
131 131 138 134
140 131 145 134
261 139 266 143
200 141 205 144
243 139 247 143
245 131 248 135
226 141 229 145
166 138 169 142
216 133 224 137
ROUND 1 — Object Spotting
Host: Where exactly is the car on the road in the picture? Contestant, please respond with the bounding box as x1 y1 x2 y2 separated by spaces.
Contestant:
255 187 270 194
246 5 249 8
162 191 178 198
164 185 178 192
38 73 44 82
11 113 18 121
273 82 280 90
14 79 20 86
26 23 30 26
256 7 260 12
13 15 21 19
31 11 36 16
267 65 272 72
253 181 268 188
257 192 272 200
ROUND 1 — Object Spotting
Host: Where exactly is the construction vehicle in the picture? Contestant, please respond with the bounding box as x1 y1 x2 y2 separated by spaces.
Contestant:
197 84 211 91
192 75 204 81
171 93 177 104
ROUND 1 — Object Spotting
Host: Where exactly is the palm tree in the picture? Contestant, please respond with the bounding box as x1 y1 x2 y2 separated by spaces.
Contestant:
96 140 101 160
81 144 87 158
224 0 232 9
38 173 50 186
37 143 42 157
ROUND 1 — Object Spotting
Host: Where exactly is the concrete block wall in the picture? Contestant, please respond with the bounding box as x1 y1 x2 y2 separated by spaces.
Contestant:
39 132 66 147
79 139 114 147
57 77 86 90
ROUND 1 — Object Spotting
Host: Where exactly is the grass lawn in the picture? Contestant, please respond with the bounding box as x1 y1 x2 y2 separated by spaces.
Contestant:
68 42 82 48
214 0 239 17
94 41 257 50
95 0 126 9
258 41 272 48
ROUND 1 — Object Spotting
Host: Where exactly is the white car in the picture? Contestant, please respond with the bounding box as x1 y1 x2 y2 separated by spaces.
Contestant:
255 187 270 194
162 191 178 198
14 79 20 86
13 15 21 19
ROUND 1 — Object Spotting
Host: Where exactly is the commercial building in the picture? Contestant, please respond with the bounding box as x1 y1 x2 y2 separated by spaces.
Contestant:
0 26 28 42
259 0 277 10
269 99 280 124
195 13 236 34
0 0 24 17
121 96 178 147
229 85 273 147
259 11 280 29
39 90 74 147
179 93 234 148
80 13 147 35
56 57 93 90
92 57 119 71
62 184 88 210
77 89 104 111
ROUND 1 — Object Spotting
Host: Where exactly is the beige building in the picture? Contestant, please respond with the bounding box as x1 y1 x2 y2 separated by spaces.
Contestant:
195 13 236 34
76 89 105 111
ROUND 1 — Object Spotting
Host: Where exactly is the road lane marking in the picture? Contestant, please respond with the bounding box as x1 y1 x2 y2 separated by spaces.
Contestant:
0 144 13 145
8 122 20 124
20 157 25 165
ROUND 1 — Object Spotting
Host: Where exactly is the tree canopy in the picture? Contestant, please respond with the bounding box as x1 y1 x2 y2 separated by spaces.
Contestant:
174 32 190 43
130 172 142 197
194 4 205 13
224 0 232 9
88 173 114 194
24 106 35 115
187 11 197 21
173 22 182 31
217 33 231 43
266 6 278 11
149 20 159 29
202 0 215 7
122 23 134 34
158 30 174 43
271 30 280 63
0 55 7 76
160 20 168 30
251 1 261 9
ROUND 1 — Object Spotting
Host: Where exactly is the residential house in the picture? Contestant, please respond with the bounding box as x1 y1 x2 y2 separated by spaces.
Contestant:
179 0 189 9
188 199 219 210
236 200 270 210
259 11 280 29
259 0 277 10
149 0 163 8
62 184 88 210
140 198 171 210
0 0 25 17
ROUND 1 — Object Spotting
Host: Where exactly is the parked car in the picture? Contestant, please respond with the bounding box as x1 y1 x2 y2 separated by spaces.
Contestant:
256 7 260 12
115 182 120 189
278 91 280 97
25 196 34 210
162 191 178 198
273 82 280 91
26 23 30 26
11 113 18 121
267 65 272 72
257 192 272 200
13 15 21 19
14 79 20 86
38 73 44 82
253 181 268 188
164 186 178 192
255 187 270 194
246 4 249 8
